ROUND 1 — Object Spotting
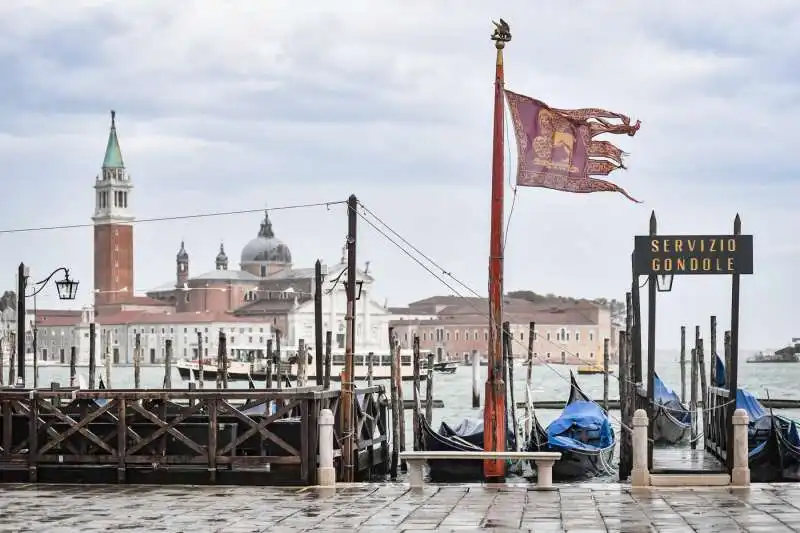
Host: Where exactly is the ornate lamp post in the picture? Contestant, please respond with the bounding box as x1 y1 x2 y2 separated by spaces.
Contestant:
16 263 79 386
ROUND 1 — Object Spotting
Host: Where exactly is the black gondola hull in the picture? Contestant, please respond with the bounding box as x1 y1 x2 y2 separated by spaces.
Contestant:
421 417 497 482
653 406 691 445
528 372 616 481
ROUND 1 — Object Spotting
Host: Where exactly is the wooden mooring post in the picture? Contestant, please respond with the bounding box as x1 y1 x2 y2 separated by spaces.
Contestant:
266 339 273 387
680 326 686 403
425 351 434 425
411 336 421 451
690 344 698 449
88 322 96 389
297 339 307 387
196 331 204 389
525 322 534 441
367 352 374 387
163 339 173 389
314 259 324 387
710 316 718 388
275 330 282 390
603 338 610 411
104 330 112 389
472 350 480 408
134 333 141 389
7 335 14 388
324 331 332 390
503 322 518 450
69 346 76 388
389 328 401 479
216 332 224 389
697 333 708 433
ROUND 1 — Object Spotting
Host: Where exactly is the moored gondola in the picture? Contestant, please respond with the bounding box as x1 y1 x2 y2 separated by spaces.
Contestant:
418 387 515 481
652 374 692 445
717 354 798 482
527 371 616 480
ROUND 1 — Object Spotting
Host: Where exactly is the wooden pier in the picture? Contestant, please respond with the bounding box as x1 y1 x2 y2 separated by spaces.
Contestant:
0 385 389 486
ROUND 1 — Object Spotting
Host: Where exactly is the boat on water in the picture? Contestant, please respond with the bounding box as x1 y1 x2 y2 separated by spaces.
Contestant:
423 361 458 374
176 349 424 383
715 354 800 482
747 342 799 363
651 374 692 445
576 364 612 376
419 402 516 482
526 372 616 480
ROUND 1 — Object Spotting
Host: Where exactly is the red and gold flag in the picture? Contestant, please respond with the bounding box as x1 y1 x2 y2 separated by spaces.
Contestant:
504 89 641 202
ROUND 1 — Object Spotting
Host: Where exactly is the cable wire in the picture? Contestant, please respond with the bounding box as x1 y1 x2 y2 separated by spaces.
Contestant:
0 200 347 235
354 203 733 428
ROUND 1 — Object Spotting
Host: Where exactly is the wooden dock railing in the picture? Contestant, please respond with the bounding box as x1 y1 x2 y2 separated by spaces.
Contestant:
0 385 389 486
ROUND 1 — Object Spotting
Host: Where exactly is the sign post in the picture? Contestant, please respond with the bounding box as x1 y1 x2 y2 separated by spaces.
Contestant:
632 211 753 472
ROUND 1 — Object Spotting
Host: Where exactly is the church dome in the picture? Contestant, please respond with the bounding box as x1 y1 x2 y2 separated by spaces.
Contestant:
240 211 292 265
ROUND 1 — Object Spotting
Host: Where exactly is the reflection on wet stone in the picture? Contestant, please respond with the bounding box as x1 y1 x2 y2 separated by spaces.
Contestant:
4 483 800 531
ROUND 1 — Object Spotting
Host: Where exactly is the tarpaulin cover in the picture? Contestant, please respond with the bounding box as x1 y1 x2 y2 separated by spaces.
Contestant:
737 388 767 421
546 400 614 451
654 374 681 405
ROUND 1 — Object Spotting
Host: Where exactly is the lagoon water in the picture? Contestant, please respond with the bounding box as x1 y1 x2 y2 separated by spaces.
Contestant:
13 351 800 481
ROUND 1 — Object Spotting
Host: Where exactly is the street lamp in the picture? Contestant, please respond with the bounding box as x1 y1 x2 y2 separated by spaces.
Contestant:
16 263 79 386
343 279 364 300
655 274 674 293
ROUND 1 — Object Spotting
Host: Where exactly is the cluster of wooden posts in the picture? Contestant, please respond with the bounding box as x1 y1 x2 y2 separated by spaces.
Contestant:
617 282 737 479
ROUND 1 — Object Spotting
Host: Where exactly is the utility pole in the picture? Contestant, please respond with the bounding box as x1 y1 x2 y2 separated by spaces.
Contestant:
314 259 324 386
16 262 27 386
342 194 358 482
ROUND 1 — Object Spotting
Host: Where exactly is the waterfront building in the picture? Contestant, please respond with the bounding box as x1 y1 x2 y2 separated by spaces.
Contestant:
389 296 619 364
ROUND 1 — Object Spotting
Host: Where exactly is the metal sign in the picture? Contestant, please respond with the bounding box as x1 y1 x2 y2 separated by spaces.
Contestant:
633 235 753 276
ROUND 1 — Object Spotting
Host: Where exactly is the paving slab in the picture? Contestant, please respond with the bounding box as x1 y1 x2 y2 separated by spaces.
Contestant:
4 483 800 531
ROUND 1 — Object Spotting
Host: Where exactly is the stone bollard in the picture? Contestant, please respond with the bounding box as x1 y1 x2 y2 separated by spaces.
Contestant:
318 408 336 487
632 409 650 487
732 408 750 486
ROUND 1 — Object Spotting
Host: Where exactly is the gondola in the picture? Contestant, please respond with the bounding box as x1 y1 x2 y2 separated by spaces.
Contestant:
527 371 616 480
652 374 692 445
419 399 515 481
716 354 800 482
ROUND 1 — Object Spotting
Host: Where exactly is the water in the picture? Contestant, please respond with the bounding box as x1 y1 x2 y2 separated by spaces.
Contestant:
17 359 800 481
24 359 800 430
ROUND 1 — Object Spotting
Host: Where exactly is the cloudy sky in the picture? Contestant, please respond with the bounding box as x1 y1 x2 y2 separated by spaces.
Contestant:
0 1 797 351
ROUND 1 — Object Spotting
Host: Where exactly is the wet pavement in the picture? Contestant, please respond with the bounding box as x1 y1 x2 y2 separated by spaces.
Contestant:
3 483 800 532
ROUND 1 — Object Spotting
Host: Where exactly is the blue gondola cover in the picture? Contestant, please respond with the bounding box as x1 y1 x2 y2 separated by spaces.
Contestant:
546 400 614 451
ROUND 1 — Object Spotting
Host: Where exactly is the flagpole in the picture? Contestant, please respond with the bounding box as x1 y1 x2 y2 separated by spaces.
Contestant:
485 19 511 481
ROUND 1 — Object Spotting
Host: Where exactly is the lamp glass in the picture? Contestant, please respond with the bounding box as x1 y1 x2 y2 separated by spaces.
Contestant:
656 274 674 292
55 277 79 300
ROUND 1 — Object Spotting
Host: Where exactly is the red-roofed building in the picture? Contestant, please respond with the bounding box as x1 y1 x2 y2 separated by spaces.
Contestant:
389 296 618 365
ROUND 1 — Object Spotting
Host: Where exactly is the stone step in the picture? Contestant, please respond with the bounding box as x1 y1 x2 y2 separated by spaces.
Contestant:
649 473 731 487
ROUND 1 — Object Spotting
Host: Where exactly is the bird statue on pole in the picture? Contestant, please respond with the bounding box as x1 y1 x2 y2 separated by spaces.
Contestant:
491 19 511 43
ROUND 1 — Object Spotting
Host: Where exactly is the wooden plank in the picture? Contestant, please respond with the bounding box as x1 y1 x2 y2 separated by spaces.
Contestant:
126 401 206 456
216 399 300 457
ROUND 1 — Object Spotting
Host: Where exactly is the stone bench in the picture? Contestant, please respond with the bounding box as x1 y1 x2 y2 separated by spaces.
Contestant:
399 450 562 488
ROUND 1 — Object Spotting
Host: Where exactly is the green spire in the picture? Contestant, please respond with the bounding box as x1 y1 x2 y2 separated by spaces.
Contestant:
102 110 125 169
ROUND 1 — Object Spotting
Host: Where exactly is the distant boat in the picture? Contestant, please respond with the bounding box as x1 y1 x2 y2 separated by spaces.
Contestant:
423 361 458 374
747 342 799 363
577 364 612 375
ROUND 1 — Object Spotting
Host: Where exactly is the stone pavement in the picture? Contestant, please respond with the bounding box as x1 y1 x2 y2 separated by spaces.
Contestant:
3 483 800 532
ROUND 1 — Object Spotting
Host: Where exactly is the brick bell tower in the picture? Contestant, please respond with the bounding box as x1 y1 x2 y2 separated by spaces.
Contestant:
93 110 134 311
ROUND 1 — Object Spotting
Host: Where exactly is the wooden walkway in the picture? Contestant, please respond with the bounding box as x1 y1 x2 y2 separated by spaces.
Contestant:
652 446 726 474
